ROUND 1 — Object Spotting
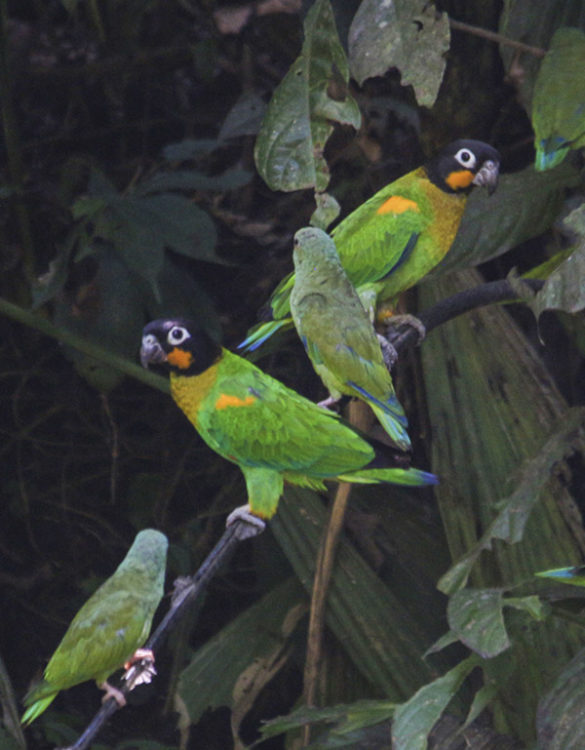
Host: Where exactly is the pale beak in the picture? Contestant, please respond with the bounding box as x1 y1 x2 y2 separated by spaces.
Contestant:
472 159 500 194
140 335 167 368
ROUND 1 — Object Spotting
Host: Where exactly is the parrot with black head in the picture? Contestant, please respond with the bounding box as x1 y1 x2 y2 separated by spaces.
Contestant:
239 139 500 352
140 319 437 523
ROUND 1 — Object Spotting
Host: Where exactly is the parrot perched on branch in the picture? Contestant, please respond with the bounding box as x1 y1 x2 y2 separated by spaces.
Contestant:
22 529 168 725
140 318 437 523
290 226 410 450
532 27 585 171
239 139 500 353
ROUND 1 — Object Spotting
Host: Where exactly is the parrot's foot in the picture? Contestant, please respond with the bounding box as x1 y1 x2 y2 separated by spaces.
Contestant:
384 314 426 347
123 648 157 688
226 504 266 539
99 681 127 707
376 333 398 369
317 395 340 409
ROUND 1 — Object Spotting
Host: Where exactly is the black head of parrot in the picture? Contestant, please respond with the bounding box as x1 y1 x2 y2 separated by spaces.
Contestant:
140 318 221 376
426 139 501 195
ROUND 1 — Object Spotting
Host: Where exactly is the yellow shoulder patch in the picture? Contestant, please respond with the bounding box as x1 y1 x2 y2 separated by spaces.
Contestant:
446 169 474 191
377 195 421 216
167 347 193 369
215 394 256 410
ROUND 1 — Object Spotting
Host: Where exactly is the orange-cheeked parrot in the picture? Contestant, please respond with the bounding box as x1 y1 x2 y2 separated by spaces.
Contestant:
290 226 410 450
22 529 168 725
532 27 585 171
239 139 500 352
140 319 437 522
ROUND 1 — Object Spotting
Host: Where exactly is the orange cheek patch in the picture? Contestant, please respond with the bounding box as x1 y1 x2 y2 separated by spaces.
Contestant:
446 169 474 190
167 348 194 369
215 394 256 410
377 196 420 215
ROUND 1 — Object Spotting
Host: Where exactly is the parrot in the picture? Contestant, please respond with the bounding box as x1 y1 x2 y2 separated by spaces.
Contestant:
532 27 585 171
140 318 437 522
239 139 500 353
535 565 585 587
289 226 410 450
22 529 168 725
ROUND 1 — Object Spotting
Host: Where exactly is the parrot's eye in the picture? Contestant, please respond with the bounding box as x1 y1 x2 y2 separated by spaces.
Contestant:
454 148 477 169
167 326 190 345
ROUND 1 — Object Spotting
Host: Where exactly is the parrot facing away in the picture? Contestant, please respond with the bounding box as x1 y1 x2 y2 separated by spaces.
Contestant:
22 529 168 725
536 565 585 587
290 226 411 450
140 318 437 521
239 139 500 353
532 27 585 171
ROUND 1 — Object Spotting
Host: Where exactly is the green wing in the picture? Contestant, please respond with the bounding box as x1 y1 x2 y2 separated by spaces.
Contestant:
197 351 373 477
332 171 430 289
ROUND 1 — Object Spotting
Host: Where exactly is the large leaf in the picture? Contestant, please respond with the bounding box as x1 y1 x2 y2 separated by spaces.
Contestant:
419 267 585 741
447 589 510 659
348 0 449 107
254 0 361 192
270 489 438 700
433 162 581 276
532 202 585 316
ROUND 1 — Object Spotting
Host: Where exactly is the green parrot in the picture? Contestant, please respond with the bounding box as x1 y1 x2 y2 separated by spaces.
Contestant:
532 27 585 171
536 565 585 586
289 226 410 450
239 139 500 353
140 318 437 521
22 529 168 725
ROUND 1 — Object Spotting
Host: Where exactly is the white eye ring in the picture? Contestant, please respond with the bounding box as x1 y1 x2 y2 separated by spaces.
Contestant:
167 326 190 345
454 148 477 169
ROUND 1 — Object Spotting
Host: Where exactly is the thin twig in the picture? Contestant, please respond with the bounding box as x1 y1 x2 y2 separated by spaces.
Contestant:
58 519 261 750
449 18 546 58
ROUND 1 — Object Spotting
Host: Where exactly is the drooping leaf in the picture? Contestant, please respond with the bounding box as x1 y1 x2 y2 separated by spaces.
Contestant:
434 162 581 275
392 656 479 750
348 0 450 107
531 202 585 316
447 589 510 659
177 578 306 726
254 0 361 192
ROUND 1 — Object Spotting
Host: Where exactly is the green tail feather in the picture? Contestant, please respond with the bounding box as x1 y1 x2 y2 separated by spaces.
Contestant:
370 405 411 451
238 317 294 353
21 689 57 726
337 467 438 487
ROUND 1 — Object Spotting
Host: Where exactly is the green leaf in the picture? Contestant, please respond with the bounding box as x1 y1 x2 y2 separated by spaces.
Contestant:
531 202 585 317
310 191 340 229
254 0 361 192
447 589 510 659
392 656 479 750
504 595 547 621
348 0 450 107
433 162 581 275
